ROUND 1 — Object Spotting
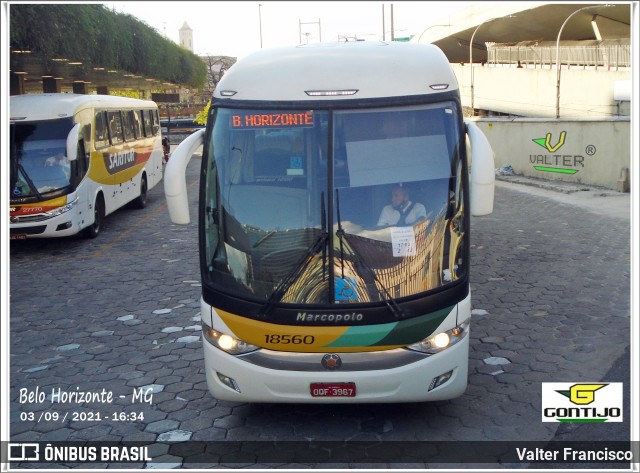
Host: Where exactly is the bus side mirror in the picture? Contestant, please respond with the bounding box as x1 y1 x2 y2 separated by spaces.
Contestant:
66 123 81 161
465 120 495 216
164 128 205 225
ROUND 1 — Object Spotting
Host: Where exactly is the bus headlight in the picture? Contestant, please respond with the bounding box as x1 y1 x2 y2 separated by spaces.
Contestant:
407 319 470 354
202 324 258 355
43 196 79 218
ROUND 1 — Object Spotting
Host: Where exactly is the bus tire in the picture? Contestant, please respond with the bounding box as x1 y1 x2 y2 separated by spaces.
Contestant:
83 194 105 239
132 174 148 209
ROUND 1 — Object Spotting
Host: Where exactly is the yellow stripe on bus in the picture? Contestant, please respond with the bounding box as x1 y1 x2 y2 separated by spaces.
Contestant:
24 195 68 208
215 308 406 353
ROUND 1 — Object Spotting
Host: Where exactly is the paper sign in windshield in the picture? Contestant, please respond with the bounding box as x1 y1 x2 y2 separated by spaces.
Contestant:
390 226 416 257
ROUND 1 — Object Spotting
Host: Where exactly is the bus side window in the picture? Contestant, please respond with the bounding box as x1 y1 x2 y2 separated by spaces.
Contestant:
71 139 87 187
94 111 110 149
133 110 144 138
76 119 92 179
142 110 153 137
108 111 124 144
122 110 136 142
81 123 91 158
151 109 160 136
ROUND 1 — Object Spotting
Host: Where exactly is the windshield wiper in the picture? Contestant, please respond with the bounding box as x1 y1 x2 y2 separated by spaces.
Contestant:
16 163 44 201
335 189 406 319
258 192 328 318
253 230 276 249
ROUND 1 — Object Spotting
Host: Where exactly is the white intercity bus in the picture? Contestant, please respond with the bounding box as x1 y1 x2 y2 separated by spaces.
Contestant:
165 41 495 402
10 94 163 239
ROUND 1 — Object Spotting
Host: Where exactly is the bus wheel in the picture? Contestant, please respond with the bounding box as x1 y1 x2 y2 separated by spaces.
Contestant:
132 174 148 209
83 195 105 239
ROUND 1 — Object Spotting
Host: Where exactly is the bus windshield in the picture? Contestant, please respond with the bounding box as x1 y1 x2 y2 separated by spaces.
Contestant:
10 118 74 199
203 103 465 307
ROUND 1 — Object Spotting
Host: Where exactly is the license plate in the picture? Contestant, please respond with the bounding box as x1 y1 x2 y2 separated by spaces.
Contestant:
310 382 356 397
10 234 28 240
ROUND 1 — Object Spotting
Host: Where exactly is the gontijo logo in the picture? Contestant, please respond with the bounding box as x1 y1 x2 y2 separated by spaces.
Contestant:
556 383 605 404
541 382 623 422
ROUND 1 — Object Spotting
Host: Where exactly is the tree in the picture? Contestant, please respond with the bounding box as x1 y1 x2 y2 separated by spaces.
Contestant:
203 55 236 94
194 55 236 125
195 101 210 126
10 4 207 89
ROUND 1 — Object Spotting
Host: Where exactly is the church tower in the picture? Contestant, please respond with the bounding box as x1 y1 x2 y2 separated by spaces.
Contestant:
179 22 193 52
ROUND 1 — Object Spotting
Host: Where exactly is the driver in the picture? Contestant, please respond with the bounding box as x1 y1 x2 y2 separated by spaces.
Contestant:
377 184 427 227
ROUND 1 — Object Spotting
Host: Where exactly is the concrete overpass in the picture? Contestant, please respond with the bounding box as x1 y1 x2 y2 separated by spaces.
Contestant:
414 2 631 63
413 2 632 117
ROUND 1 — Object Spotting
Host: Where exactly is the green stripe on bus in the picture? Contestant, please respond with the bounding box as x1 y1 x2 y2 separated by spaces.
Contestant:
375 305 453 346
324 305 454 348
324 322 398 347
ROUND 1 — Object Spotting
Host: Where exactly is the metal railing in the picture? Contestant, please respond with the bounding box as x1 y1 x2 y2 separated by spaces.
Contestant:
487 42 631 70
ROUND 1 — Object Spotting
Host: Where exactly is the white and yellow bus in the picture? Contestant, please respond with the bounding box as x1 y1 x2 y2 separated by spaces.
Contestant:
165 41 495 403
9 94 163 239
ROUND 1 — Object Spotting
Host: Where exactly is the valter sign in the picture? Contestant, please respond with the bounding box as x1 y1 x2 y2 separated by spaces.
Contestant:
529 131 596 175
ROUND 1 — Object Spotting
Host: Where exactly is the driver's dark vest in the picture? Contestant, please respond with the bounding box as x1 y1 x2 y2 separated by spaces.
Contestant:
397 202 416 226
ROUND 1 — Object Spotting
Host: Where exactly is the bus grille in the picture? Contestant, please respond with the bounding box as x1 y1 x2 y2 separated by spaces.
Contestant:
10 226 46 236
11 214 50 223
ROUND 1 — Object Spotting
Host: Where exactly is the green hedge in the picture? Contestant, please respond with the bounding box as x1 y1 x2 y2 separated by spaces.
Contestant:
10 4 206 88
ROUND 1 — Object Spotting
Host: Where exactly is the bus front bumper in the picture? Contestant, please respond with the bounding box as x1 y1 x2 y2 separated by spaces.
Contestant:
10 209 83 239
203 335 469 403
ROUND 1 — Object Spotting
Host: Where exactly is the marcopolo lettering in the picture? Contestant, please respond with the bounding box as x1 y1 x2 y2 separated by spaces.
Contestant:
296 312 364 323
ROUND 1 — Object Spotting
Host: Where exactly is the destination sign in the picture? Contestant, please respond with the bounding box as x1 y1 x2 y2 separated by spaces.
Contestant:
231 112 314 128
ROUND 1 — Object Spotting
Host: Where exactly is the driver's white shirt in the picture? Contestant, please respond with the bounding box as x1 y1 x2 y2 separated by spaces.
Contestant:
377 201 427 226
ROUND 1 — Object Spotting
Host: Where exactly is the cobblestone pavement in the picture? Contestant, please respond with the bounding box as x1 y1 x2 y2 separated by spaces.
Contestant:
7 155 632 468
